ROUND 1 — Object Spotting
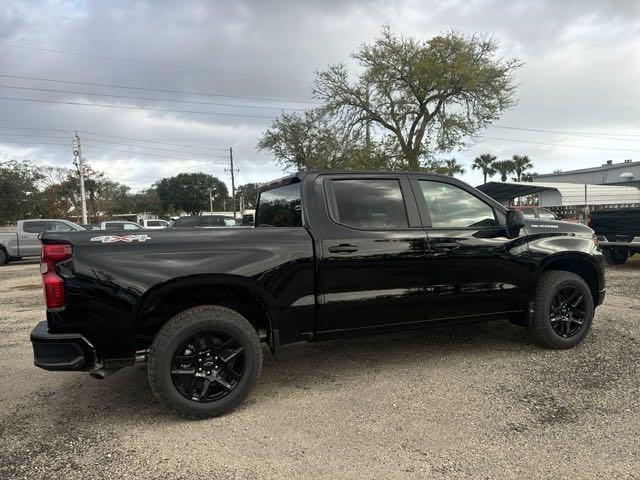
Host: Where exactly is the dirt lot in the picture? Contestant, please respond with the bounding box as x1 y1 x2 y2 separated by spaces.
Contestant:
0 259 639 479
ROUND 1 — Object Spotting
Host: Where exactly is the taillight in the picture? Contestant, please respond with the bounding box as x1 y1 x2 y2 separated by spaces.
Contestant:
41 244 72 309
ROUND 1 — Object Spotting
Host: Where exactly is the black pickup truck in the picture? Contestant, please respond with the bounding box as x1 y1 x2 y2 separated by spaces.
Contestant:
31 171 606 417
590 208 640 265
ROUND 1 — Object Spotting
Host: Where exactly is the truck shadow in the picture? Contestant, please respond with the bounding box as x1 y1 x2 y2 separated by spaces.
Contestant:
42 320 533 424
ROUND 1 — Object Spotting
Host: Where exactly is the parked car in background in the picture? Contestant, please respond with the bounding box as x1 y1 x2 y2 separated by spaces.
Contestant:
80 224 101 230
0 219 84 265
140 219 170 229
100 221 144 231
590 207 640 265
170 215 238 228
510 206 559 221
30 171 605 417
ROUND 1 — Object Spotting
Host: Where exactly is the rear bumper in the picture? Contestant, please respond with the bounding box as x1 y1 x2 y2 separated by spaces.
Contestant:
30 321 97 371
597 235 640 247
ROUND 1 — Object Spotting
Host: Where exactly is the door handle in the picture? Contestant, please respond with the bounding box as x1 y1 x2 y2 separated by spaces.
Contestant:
328 244 358 253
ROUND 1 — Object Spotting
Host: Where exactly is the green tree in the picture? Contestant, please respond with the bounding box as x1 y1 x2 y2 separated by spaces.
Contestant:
236 183 263 209
429 158 466 177
511 155 533 182
257 108 393 171
313 26 521 170
0 160 43 224
156 173 228 215
493 160 515 182
472 153 497 184
521 171 539 182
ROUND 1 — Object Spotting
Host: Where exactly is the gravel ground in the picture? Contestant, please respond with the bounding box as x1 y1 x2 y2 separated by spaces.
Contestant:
0 258 639 479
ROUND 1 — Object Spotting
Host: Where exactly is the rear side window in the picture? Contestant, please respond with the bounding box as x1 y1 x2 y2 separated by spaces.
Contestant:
146 220 165 227
23 221 49 233
521 208 536 218
330 179 408 229
256 183 302 227
419 181 497 228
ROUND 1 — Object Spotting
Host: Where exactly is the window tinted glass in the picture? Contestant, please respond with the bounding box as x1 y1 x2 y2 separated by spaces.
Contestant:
123 223 141 230
256 183 302 227
23 221 49 233
49 221 75 231
420 181 496 228
331 179 408 229
521 208 536 218
537 209 556 220
147 220 164 226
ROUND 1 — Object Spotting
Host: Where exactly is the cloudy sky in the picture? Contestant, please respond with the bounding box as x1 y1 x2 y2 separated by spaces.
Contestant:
1 0 639 192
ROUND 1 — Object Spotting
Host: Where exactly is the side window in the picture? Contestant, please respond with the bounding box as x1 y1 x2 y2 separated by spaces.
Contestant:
123 223 141 230
330 179 408 229
537 209 556 220
521 208 536 218
49 221 75 232
419 181 497 228
256 183 302 227
22 221 50 233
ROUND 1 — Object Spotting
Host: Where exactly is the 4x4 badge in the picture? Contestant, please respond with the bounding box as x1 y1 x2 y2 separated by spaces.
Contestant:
90 234 151 243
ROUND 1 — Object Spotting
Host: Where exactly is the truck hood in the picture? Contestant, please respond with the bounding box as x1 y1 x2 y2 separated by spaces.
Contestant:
523 218 594 237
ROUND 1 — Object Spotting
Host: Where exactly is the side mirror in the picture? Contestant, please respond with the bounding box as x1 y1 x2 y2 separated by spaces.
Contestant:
506 210 526 238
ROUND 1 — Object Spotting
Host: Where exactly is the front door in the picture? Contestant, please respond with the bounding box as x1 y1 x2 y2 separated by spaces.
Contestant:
411 178 530 321
316 174 429 333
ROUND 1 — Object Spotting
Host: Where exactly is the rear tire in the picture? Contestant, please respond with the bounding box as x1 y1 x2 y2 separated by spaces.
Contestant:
0 249 7 266
530 271 594 349
148 305 263 418
603 247 629 265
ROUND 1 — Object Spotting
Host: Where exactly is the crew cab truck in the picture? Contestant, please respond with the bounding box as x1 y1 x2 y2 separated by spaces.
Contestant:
590 208 640 265
30 171 606 418
0 219 84 265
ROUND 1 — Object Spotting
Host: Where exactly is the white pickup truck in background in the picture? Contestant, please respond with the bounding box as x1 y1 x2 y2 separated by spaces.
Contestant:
0 219 84 265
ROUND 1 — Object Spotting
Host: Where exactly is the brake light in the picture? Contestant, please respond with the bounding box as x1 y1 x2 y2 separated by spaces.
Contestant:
41 244 72 309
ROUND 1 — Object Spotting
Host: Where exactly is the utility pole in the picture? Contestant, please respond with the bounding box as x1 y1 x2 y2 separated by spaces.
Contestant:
225 147 238 219
72 131 88 224
209 188 214 214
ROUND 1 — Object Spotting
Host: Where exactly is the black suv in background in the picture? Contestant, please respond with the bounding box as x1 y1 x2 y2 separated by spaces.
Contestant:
30 171 605 417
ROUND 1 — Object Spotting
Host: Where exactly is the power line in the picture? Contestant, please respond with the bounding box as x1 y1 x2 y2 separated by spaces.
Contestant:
0 84 306 112
0 73 318 105
492 125 640 141
0 95 278 119
480 136 640 154
0 125 230 152
0 44 309 86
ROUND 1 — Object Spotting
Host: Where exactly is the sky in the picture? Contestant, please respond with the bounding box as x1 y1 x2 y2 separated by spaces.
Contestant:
1 0 639 192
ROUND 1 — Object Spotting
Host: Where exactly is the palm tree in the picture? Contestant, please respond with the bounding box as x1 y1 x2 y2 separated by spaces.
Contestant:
511 155 533 182
493 160 515 182
471 153 497 184
439 158 466 177
521 171 538 182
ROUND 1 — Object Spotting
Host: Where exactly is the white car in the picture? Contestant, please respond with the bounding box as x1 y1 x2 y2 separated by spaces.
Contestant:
100 221 143 231
140 219 169 229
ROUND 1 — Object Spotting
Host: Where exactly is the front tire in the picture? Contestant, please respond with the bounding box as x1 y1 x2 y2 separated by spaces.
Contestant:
530 271 594 349
148 305 263 418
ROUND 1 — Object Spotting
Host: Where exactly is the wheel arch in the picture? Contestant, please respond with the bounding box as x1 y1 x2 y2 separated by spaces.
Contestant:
136 274 276 350
538 253 601 305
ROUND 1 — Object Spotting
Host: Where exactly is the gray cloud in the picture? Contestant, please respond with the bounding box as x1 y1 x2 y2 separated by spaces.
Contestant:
1 0 639 190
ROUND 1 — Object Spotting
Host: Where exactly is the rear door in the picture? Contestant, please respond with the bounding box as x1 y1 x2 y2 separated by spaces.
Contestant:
19 220 50 256
411 177 530 320
315 174 429 333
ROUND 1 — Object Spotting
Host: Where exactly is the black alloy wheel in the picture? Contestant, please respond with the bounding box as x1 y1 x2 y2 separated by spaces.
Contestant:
548 286 586 338
530 270 594 349
171 332 245 402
